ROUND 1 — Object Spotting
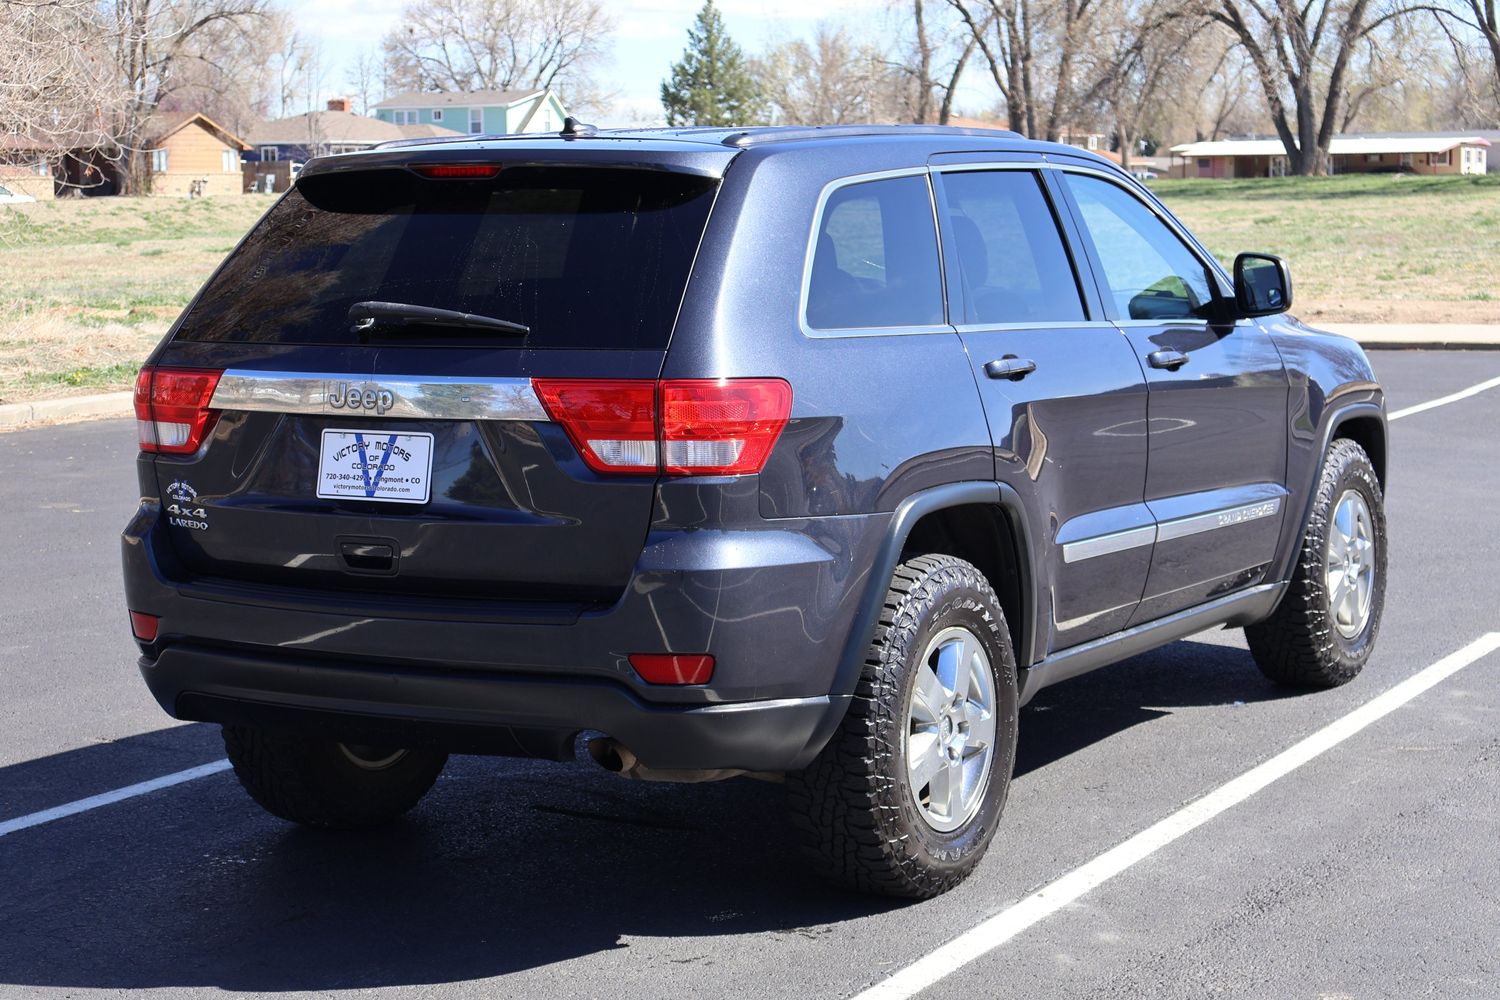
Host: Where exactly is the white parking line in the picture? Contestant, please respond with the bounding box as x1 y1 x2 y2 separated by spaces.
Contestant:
0 759 231 839
852 632 1500 1000
1388 374 1500 421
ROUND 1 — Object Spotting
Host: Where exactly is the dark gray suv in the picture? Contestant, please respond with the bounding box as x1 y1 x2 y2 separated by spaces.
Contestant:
122 124 1388 898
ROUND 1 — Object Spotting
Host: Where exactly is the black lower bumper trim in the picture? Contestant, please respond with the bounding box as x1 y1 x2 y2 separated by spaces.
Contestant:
144 643 845 773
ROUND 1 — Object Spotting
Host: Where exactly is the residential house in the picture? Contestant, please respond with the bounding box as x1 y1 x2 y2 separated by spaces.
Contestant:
0 129 120 197
1169 133 1492 179
143 112 250 197
246 98 461 166
373 89 568 136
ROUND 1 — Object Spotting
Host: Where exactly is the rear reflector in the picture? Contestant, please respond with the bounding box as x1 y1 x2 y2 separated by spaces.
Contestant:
135 367 223 454
533 377 791 477
629 653 715 685
129 611 160 642
410 163 503 179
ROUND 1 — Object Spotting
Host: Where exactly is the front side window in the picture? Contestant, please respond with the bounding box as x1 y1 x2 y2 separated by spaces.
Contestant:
1066 173 1217 321
939 170 1086 326
805 174 944 331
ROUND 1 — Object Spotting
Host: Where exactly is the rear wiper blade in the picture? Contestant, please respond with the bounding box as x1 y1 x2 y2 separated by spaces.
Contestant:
348 300 530 336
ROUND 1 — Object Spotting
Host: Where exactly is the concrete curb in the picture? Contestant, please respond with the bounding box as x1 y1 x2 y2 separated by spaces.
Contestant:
0 391 133 431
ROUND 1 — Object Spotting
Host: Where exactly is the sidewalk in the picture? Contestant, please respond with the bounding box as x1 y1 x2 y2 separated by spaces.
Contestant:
1 323 1496 432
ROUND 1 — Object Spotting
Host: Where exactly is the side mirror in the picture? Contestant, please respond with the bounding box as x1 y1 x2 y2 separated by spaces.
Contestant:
1233 252 1293 317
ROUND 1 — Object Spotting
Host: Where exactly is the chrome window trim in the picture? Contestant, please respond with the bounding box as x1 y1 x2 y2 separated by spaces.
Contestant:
1061 496 1285 563
799 166 955 340
953 321 1117 334
208 370 549 422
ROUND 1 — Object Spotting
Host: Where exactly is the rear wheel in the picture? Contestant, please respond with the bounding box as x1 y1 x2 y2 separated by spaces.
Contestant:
222 726 447 828
786 554 1019 898
1247 438 1386 687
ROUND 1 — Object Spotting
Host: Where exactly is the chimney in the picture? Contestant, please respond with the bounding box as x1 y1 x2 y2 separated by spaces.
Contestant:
326 97 352 113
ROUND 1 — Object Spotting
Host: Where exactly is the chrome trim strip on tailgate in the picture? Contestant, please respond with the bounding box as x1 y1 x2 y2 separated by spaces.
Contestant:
209 370 548 422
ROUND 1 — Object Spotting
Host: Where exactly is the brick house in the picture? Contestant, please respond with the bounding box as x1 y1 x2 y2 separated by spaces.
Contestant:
143 113 251 197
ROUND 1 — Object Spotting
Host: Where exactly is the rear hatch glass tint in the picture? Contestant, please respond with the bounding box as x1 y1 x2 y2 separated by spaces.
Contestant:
174 165 718 350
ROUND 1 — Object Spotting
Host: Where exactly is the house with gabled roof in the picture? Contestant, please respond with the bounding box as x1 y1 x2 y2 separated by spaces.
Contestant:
373 88 568 136
246 98 462 165
143 112 251 197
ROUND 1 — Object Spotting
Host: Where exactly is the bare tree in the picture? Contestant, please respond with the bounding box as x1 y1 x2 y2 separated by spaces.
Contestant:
1201 0 1423 174
948 0 1120 139
346 51 383 115
1096 0 1207 166
891 0 983 123
0 0 130 189
381 0 611 101
755 25 906 124
1432 0 1500 115
103 0 269 193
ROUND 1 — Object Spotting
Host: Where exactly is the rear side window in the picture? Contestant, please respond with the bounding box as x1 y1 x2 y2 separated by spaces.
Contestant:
1064 173 1217 321
939 170 1086 325
175 166 719 349
805 174 945 332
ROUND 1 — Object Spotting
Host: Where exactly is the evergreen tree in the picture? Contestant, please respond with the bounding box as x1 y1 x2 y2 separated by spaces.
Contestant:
660 1 765 127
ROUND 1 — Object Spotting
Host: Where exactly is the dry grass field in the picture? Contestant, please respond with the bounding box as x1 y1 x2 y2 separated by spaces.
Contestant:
1155 174 1500 325
0 195 273 404
0 174 1495 404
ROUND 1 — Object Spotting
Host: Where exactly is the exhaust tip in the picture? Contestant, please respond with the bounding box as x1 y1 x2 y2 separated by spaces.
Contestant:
586 736 631 773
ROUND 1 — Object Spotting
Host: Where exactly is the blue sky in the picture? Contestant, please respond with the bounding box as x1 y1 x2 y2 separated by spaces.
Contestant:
293 0 994 126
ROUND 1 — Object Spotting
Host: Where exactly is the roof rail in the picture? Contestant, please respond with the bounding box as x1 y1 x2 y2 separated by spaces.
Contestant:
720 124 1023 147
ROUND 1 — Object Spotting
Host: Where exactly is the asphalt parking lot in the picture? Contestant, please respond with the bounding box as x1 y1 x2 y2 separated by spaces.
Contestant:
2 349 1498 999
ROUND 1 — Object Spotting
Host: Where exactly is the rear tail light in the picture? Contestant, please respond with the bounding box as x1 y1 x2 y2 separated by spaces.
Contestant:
629 653 715 685
135 366 222 454
534 377 792 477
533 379 659 472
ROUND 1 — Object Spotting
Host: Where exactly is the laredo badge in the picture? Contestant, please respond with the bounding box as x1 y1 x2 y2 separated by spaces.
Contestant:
165 480 209 531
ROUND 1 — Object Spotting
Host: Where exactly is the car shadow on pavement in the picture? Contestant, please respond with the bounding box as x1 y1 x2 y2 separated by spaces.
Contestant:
0 638 1294 992
1015 637 1298 778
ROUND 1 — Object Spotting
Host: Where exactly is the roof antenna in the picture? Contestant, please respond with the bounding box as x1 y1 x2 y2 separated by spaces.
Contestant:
560 116 597 139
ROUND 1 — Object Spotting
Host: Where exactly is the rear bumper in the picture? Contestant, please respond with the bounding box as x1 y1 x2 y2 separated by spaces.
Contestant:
123 500 886 772
142 643 845 771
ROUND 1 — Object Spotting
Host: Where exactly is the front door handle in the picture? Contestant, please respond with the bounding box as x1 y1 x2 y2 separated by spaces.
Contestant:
984 356 1037 381
1147 349 1189 371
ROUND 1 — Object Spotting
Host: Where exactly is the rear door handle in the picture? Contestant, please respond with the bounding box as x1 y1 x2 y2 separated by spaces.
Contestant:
984 356 1037 381
1147 350 1189 370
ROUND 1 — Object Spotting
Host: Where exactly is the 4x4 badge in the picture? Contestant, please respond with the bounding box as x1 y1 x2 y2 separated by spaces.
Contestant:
328 382 395 416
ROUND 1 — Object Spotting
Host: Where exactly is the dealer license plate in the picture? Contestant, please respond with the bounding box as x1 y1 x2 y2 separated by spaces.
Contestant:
316 429 434 504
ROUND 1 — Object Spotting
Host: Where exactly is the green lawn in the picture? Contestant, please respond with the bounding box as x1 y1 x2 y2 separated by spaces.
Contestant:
1152 174 1500 324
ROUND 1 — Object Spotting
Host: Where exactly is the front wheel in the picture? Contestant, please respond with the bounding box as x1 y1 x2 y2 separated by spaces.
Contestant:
1247 438 1387 687
222 726 447 828
786 554 1019 898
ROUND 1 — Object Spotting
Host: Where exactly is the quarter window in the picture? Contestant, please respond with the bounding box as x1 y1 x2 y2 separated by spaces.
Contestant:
805 174 945 331
939 170 1086 325
1066 174 1217 321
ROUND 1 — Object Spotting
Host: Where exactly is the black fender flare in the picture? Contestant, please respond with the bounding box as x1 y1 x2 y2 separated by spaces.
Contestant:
1268 399 1388 596
823 479 1038 701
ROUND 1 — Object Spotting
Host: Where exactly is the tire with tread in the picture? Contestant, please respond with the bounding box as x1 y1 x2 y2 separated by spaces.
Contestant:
786 553 1019 898
1247 438 1386 687
222 725 447 828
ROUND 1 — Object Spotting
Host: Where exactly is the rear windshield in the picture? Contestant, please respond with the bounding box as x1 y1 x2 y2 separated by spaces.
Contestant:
175 165 719 349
